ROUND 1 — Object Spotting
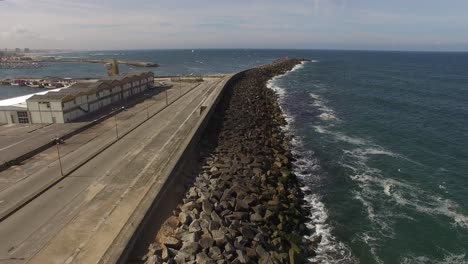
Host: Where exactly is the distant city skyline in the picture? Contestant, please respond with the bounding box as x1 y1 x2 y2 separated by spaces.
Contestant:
1 0 468 51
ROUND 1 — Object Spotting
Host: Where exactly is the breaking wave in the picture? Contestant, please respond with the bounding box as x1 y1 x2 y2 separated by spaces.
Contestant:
306 79 468 263
310 93 340 122
267 61 356 263
267 58 468 263
319 125 468 263
294 144 357 263
313 125 368 145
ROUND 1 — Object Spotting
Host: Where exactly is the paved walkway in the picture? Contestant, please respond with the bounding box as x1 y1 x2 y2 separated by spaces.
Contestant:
0 76 230 263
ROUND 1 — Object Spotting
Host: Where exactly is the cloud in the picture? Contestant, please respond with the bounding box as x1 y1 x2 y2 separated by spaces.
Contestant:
0 0 467 50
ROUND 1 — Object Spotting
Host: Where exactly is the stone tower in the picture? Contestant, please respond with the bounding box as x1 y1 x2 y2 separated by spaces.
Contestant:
106 59 120 76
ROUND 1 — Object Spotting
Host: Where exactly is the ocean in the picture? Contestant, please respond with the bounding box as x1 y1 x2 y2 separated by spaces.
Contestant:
1 50 468 263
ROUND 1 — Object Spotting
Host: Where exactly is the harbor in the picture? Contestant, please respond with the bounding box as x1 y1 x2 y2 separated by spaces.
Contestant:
1 57 158 70
0 77 80 88
40 57 159 67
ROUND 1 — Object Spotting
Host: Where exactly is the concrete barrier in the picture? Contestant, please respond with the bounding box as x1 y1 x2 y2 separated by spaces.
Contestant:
97 72 247 263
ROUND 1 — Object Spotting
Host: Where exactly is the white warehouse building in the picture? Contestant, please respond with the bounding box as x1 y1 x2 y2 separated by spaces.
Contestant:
0 72 154 124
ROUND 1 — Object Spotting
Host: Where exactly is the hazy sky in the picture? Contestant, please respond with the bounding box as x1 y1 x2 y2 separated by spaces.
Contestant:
1 0 467 51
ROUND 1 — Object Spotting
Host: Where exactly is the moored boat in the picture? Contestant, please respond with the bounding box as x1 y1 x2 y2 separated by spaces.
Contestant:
10 79 26 86
0 79 11 85
26 81 44 88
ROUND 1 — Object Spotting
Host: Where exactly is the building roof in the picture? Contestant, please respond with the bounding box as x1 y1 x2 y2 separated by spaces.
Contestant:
88 81 109 91
28 83 91 102
140 72 154 78
102 73 147 82
26 72 153 103
0 105 27 111
27 90 81 102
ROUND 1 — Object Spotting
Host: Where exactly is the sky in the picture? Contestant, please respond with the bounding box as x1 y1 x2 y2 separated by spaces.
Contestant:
0 0 467 51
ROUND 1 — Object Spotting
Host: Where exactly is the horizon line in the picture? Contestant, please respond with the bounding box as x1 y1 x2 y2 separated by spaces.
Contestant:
5 48 468 53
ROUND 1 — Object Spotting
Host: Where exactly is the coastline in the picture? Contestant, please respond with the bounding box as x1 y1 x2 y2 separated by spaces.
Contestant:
0 49 466 262
266 62 356 263
139 59 313 263
0 57 158 70
37 57 159 67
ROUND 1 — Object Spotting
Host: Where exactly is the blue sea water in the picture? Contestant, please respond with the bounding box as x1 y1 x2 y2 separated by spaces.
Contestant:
270 51 468 264
1 50 468 263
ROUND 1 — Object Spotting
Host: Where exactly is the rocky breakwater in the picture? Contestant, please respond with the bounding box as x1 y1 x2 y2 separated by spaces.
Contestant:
143 58 313 264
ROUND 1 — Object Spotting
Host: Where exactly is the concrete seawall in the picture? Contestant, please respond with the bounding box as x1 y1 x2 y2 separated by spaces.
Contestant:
130 59 312 263
99 72 243 263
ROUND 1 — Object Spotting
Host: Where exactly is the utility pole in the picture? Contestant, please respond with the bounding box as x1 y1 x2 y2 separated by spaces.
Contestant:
179 75 182 97
165 88 168 105
55 138 64 177
38 103 43 128
114 115 119 139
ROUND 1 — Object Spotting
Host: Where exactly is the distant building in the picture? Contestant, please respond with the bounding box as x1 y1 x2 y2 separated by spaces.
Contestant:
15 48 21 53
0 72 154 124
24 48 30 53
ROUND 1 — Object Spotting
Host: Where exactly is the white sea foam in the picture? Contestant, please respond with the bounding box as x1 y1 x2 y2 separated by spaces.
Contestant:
338 135 468 262
319 122 468 263
391 190 468 229
303 193 356 263
310 93 321 100
294 147 356 263
351 158 468 227
290 61 306 72
353 147 399 157
344 147 400 163
334 133 367 145
318 112 338 121
401 253 468 264
352 163 468 230
355 232 385 264
266 77 286 98
383 181 395 196
266 60 309 96
353 192 377 222
314 125 328 134
310 93 340 122
266 62 356 262
313 125 371 146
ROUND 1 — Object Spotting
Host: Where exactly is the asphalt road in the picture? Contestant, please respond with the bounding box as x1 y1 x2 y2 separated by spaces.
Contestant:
0 123 87 165
0 76 228 263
